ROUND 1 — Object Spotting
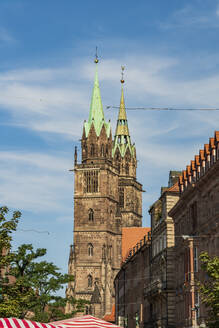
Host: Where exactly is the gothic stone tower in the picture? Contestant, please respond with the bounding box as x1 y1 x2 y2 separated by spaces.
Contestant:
66 63 143 318
112 77 142 228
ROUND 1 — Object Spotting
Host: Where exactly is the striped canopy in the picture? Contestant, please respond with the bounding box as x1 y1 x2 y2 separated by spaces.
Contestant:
0 317 120 328
51 315 119 328
0 318 60 328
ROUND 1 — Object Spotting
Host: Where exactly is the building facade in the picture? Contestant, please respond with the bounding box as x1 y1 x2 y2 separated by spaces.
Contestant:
66 62 143 318
169 131 219 328
115 230 151 328
144 172 180 328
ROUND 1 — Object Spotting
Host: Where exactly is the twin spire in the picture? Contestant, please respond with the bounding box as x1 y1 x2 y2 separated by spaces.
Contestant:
84 59 110 138
84 57 135 158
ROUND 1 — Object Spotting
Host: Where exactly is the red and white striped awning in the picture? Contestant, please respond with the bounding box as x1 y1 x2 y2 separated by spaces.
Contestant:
0 316 120 328
0 318 60 328
51 315 120 328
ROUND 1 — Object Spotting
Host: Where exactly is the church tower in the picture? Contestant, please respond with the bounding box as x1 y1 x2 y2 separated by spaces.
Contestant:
112 68 143 227
66 59 122 318
66 62 143 318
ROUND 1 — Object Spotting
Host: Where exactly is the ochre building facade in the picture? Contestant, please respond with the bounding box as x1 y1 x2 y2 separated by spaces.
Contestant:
66 63 143 318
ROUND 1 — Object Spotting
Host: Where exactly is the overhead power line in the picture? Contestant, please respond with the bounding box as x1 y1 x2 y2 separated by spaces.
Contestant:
106 106 219 111
18 229 50 235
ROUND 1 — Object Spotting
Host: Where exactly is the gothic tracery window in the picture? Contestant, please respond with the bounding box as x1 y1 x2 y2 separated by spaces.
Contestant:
101 144 104 157
88 243 93 256
90 144 95 157
89 208 94 221
84 171 99 193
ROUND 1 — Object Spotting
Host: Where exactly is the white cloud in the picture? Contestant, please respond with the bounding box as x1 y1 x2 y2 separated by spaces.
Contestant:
0 151 73 213
159 4 219 29
0 55 219 217
1 55 219 143
216 4 219 17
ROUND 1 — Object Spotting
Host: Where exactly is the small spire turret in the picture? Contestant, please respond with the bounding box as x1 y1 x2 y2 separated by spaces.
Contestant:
112 66 135 159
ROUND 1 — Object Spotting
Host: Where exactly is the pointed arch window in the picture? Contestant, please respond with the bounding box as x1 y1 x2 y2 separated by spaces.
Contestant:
89 209 94 221
90 144 95 157
88 243 93 256
83 144 87 157
116 152 120 161
101 144 104 157
119 187 124 208
102 244 106 259
125 163 129 175
88 274 93 287
84 170 99 193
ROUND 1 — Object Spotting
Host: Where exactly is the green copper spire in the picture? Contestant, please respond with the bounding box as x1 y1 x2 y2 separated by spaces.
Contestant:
112 69 135 158
88 66 104 124
84 60 110 138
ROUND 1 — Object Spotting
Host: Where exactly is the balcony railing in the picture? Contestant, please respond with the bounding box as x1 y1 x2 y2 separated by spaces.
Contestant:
144 279 166 296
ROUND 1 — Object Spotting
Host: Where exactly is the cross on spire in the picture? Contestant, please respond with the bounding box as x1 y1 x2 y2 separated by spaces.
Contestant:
94 46 99 64
121 66 125 84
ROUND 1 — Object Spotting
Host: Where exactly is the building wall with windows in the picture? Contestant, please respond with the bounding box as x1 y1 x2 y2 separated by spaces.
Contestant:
145 172 180 328
169 131 219 328
114 232 151 328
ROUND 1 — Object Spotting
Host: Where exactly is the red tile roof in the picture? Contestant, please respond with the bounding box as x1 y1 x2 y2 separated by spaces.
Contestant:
122 227 150 260
103 304 115 323
167 182 179 192
179 131 219 193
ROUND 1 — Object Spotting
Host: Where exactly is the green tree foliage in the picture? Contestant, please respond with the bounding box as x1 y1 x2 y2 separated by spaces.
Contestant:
0 206 21 316
199 252 219 327
0 207 87 321
0 206 21 268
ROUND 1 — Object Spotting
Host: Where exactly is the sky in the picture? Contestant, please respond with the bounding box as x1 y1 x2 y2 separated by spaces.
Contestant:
0 0 219 290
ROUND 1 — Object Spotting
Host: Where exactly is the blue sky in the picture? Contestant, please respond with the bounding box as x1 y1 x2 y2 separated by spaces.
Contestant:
0 0 219 289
